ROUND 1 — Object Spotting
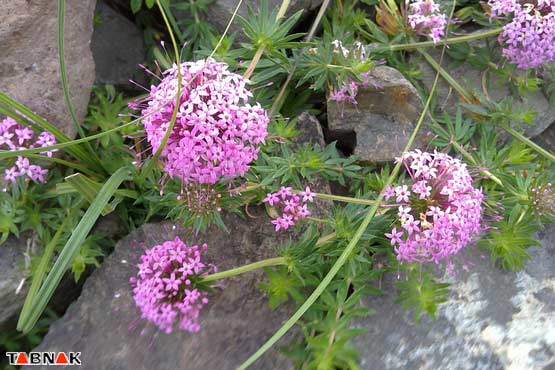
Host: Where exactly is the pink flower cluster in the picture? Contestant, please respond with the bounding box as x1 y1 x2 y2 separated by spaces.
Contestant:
329 41 376 104
383 150 483 264
263 186 315 232
1 117 56 184
135 58 268 185
489 0 555 69
130 237 213 333
408 0 447 43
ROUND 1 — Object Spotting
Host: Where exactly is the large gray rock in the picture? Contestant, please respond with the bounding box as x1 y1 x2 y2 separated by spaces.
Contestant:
92 1 146 89
534 122 555 153
416 52 555 139
352 223 555 370
29 114 331 369
327 66 427 163
0 0 96 138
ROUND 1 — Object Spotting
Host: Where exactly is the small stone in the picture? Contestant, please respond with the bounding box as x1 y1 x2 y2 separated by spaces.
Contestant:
327 66 427 163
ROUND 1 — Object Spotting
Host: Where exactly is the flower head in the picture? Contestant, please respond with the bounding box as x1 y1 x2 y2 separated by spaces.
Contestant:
0 117 56 184
384 150 483 264
130 237 214 333
489 0 555 69
407 0 447 43
263 186 315 232
135 58 268 185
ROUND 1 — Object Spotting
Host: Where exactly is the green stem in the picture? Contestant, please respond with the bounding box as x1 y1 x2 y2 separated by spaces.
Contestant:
202 257 287 282
429 118 504 186
57 0 102 168
500 124 555 162
162 1 185 43
238 19 446 370
376 27 503 52
269 0 331 116
419 49 471 101
315 192 375 206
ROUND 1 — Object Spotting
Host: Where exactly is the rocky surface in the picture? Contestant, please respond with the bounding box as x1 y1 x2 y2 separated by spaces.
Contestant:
28 113 330 370
0 0 96 138
534 122 555 153
416 52 555 139
92 1 146 89
352 223 555 370
0 236 29 330
327 66 427 163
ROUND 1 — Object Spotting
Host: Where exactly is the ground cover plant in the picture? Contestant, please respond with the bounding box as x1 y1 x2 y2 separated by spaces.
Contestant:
1 0 555 368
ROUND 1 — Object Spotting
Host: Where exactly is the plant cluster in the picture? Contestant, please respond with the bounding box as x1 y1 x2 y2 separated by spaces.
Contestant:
1 0 555 368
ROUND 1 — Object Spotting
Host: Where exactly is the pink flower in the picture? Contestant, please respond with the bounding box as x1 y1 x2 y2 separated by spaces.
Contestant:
395 185 411 203
385 227 404 246
134 58 268 185
384 150 483 264
0 117 56 184
130 237 214 334
408 0 447 43
299 186 315 203
263 186 315 232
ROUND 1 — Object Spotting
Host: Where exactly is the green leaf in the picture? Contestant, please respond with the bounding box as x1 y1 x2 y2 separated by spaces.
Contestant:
17 167 131 333
131 0 142 13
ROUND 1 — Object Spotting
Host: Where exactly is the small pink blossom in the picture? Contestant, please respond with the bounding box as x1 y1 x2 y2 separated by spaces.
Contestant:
130 237 214 334
263 186 315 232
384 150 483 265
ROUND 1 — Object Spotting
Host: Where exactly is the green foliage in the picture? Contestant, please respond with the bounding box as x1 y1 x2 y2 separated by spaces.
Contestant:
396 267 450 322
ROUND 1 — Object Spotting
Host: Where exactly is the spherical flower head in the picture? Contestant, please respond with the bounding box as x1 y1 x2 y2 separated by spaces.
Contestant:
137 58 269 185
489 0 555 69
263 186 315 232
0 116 57 184
130 237 213 333
407 0 447 43
384 150 483 264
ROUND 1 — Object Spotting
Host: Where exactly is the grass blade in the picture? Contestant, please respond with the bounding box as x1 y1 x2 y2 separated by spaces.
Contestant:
17 166 131 333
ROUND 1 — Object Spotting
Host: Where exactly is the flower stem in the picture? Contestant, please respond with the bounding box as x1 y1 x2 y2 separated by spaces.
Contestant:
375 27 503 52
315 192 376 205
500 124 555 162
201 257 287 282
201 230 336 283
242 0 291 80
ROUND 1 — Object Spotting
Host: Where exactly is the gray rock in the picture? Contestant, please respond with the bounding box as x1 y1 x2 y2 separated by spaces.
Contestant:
0 236 29 330
28 217 293 370
92 1 146 89
0 0 97 138
417 52 555 138
0 215 126 330
534 122 555 153
327 66 427 163
28 114 332 369
351 223 555 370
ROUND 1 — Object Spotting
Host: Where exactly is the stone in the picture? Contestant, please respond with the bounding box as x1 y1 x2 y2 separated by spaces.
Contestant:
28 113 331 369
351 223 555 370
327 66 426 163
534 122 555 153
0 1 96 138
0 236 29 330
416 51 555 139
209 0 322 38
91 1 147 89
0 215 127 330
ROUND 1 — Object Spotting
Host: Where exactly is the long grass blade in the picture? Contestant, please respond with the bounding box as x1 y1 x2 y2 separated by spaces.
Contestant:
17 166 131 333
